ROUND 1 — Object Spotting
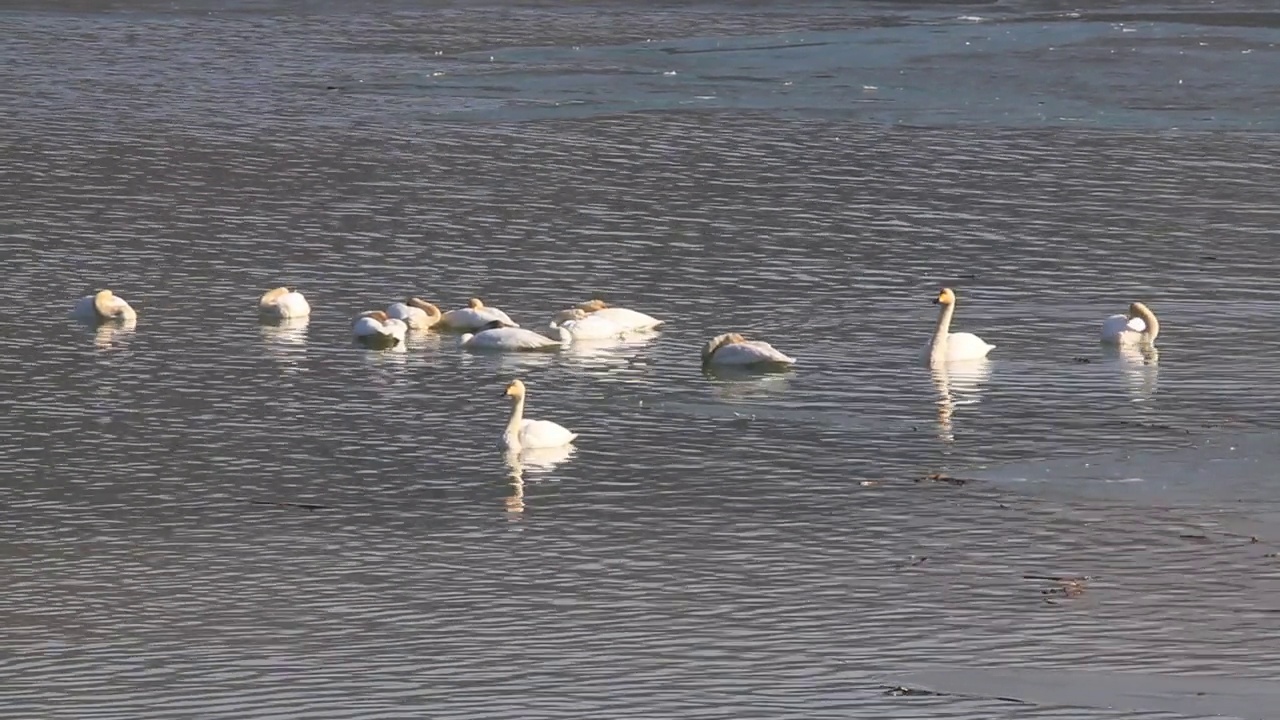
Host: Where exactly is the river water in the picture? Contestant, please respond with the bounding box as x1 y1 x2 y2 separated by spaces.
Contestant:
4 1 1280 718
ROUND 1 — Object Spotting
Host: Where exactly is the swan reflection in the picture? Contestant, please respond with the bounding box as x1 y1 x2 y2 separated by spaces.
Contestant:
931 357 992 444
502 444 576 519
85 317 138 352
259 316 309 366
707 371 793 400
1104 343 1159 402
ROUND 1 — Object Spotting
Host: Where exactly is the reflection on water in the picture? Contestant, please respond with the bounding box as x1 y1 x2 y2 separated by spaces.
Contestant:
83 317 138 352
1104 343 1160 402
259 316 308 369
707 371 794 402
930 358 992 444
503 445 575 519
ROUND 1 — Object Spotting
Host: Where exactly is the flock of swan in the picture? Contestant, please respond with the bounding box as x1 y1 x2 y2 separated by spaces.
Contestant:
72 286 1161 453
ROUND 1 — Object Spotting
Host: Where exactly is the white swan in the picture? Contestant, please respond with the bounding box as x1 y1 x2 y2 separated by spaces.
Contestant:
926 287 995 364
440 297 519 331
553 299 664 332
386 298 442 330
548 308 629 341
258 287 310 320
72 289 137 323
501 379 578 450
459 321 563 352
701 332 796 367
352 310 408 349
1100 301 1160 345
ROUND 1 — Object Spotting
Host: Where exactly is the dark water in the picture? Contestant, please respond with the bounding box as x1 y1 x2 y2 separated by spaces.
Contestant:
4 1 1280 718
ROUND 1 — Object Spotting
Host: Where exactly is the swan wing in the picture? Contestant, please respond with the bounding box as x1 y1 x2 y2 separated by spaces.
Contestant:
71 295 97 319
280 292 310 318
1100 314 1146 343
353 317 387 337
595 307 663 331
712 341 796 365
442 308 520 330
387 303 428 328
519 419 578 448
943 332 994 361
562 314 627 340
473 328 560 350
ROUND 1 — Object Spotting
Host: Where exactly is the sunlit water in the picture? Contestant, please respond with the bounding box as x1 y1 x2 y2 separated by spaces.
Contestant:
5 1 1280 718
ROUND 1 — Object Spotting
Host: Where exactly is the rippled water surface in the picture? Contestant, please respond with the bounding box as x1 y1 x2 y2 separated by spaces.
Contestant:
5 1 1280 718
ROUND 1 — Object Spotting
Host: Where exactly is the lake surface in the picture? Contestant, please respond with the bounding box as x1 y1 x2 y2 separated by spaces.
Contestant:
5 1 1280 718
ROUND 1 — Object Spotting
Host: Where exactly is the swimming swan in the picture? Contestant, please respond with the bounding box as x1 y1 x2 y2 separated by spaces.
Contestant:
387 298 442 330
548 308 629 341
353 310 408 349
459 321 563 352
554 299 665 333
926 287 995 364
1100 301 1159 345
701 332 796 367
72 290 137 323
440 298 519 331
258 287 311 320
501 379 578 450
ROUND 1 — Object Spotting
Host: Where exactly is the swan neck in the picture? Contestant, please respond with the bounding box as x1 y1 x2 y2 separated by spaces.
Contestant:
930 302 955 362
1135 305 1159 341
505 395 526 443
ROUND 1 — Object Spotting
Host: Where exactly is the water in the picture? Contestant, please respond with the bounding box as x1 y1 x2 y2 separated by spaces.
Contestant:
4 1 1280 718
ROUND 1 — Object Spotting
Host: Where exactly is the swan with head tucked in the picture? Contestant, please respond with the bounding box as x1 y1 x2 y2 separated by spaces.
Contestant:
72 289 137 323
440 298 518 331
501 379 578 450
553 299 664 333
548 308 629 342
926 287 995 364
258 287 311 320
460 321 564 352
353 310 408 349
1100 301 1159 346
386 298 442 330
701 332 796 367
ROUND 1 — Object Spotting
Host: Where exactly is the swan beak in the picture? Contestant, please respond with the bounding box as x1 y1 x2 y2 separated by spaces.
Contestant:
931 298 941 305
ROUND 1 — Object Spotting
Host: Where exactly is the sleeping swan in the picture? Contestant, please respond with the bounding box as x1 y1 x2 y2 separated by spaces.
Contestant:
548 308 629 341
459 321 563 352
440 298 518 331
353 310 408 349
72 290 137 323
386 298 442 330
501 379 578 450
258 287 311 320
926 287 995 364
1101 301 1159 345
701 332 796 367
552 299 664 333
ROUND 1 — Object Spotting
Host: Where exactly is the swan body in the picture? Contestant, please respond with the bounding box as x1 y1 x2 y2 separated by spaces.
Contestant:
553 299 664 333
387 298 442 330
353 310 407 349
1101 302 1159 345
549 308 629 341
440 297 518 331
701 332 796 367
459 322 563 352
501 379 578 450
258 287 310 319
926 287 995 364
72 290 137 323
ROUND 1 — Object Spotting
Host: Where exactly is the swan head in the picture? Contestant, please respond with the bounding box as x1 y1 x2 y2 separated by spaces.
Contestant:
503 379 527 399
467 297 486 309
407 298 442 322
1128 301 1152 318
577 299 609 313
933 287 956 306
92 289 118 317
701 332 747 364
552 308 588 325
259 286 290 307
478 319 509 332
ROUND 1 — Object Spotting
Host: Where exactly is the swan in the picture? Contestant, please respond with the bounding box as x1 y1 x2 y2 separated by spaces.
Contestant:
258 287 311 320
552 299 664 332
926 287 995 364
701 332 796 367
501 379 578 450
440 298 519 331
72 290 137 323
548 308 629 341
352 310 408 349
459 321 563 352
1100 301 1160 345
386 298 442 330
